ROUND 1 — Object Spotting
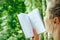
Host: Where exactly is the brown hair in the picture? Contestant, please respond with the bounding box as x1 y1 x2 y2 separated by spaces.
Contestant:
49 4 60 19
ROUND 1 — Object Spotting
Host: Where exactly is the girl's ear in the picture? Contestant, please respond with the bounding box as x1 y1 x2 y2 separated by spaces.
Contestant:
53 17 60 24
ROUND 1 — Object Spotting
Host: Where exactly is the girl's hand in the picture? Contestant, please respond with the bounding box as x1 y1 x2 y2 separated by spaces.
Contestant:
32 29 39 40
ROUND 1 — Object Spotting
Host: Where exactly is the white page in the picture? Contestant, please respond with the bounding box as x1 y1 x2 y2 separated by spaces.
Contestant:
28 8 46 34
17 13 34 38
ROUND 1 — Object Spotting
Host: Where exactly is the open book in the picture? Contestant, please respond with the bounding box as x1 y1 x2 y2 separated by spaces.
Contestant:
17 8 45 38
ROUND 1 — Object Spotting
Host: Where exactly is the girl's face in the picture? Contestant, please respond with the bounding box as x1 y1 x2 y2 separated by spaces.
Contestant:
44 14 60 35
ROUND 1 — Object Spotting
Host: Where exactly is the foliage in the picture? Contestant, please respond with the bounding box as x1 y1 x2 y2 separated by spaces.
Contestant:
0 0 26 40
0 0 54 40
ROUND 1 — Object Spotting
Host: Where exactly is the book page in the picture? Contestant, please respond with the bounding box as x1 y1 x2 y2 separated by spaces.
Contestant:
28 8 46 34
17 13 34 38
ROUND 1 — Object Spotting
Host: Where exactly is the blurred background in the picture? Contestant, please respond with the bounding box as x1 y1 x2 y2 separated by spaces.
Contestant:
0 0 53 40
